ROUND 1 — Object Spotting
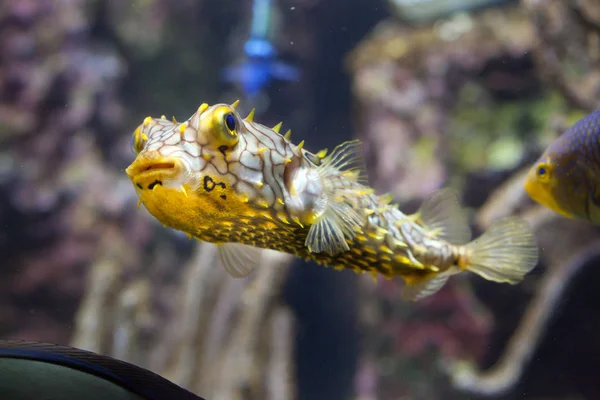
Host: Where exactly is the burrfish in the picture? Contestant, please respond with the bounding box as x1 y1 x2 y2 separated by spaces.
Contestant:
126 101 538 301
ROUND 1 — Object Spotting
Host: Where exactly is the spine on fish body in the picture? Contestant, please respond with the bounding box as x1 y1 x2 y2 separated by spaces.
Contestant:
256 129 539 301
294 175 538 301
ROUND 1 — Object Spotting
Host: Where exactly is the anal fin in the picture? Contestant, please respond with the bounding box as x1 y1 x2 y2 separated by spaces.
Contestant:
217 243 263 278
415 188 471 245
401 267 460 301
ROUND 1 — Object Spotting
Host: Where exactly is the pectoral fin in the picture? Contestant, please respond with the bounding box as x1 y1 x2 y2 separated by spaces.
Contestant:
305 140 369 255
586 185 600 224
577 158 600 222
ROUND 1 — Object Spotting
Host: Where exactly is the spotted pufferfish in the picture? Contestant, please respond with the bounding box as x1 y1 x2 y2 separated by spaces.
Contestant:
125 101 539 301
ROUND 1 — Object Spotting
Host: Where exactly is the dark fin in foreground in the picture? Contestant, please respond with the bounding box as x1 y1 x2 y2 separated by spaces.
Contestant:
0 340 205 400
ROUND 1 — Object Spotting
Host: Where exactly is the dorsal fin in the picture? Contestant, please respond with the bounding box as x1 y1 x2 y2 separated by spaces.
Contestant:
415 188 471 245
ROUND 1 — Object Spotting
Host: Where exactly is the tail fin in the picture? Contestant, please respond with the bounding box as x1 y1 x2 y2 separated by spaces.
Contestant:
463 217 539 283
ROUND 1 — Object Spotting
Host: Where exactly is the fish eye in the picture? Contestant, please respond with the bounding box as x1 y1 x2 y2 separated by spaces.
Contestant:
204 106 240 149
536 162 551 183
225 113 236 135
537 167 546 176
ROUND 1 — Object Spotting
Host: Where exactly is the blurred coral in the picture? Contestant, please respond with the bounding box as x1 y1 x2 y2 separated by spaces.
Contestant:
0 0 129 342
71 241 296 399
347 0 600 398
523 0 600 111
4 0 600 399
0 0 300 398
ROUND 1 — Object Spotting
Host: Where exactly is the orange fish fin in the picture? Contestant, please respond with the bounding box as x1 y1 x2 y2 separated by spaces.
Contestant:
401 267 460 301
415 188 471 245
217 243 262 278
463 217 538 283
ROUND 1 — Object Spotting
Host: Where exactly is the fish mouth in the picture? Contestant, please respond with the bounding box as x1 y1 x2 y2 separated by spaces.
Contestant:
126 157 179 190
138 162 176 174
524 172 572 218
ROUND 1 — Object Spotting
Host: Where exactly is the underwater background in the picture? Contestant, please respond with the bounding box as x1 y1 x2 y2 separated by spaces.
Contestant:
1 0 599 399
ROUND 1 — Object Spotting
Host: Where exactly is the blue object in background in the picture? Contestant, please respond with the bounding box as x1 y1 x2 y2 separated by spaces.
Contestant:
221 0 300 97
